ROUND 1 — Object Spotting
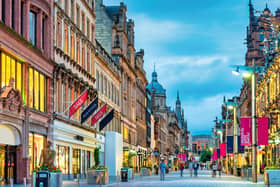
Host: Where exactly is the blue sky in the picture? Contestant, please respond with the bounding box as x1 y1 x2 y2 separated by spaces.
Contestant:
104 0 279 135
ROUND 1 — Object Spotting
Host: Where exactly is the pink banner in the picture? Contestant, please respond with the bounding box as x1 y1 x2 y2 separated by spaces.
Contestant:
91 104 107 126
240 117 251 145
220 143 226 157
178 153 186 161
214 151 217 161
258 117 269 145
69 90 88 117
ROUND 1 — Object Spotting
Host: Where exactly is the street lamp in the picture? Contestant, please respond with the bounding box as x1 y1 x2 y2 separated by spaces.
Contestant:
231 59 266 183
225 99 239 176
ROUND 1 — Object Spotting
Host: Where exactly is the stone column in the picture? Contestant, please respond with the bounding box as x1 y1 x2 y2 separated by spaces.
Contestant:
0 0 2 21
23 0 30 41
36 10 43 49
14 0 21 33
5 0 11 27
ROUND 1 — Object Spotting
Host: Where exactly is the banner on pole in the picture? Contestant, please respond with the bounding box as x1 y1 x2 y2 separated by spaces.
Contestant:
217 149 220 159
214 150 217 161
227 136 233 153
220 143 226 157
240 117 251 145
238 136 245 153
69 90 88 117
258 117 269 145
91 104 107 126
81 97 98 124
99 109 114 131
178 153 186 161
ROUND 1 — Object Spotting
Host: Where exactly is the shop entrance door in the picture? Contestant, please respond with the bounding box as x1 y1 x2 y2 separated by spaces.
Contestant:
0 145 17 184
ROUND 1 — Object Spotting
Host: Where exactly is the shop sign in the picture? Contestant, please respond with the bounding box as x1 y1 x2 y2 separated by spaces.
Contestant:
258 117 269 145
91 104 107 126
69 90 88 117
240 117 251 145
81 97 98 123
74 135 84 141
99 109 114 131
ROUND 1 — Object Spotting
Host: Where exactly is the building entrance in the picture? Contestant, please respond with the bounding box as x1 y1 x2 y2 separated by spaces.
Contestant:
0 145 17 185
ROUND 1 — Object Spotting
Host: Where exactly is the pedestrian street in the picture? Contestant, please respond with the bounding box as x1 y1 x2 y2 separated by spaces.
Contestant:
105 170 267 187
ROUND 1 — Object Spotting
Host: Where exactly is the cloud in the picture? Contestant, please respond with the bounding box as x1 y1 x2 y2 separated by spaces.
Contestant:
132 14 193 45
183 92 239 135
145 54 230 86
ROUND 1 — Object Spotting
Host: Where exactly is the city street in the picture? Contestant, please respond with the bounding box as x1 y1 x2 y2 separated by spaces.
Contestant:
105 170 266 187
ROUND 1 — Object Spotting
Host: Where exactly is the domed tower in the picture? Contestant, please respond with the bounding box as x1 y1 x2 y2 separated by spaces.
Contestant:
146 66 166 111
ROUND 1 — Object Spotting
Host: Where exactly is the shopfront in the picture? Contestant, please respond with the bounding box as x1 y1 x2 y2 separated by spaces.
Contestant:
0 124 21 185
53 119 104 179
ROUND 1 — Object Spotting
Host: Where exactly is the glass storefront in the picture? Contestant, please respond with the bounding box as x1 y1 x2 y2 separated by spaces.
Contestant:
29 133 45 175
56 145 69 174
0 145 16 184
72 149 80 174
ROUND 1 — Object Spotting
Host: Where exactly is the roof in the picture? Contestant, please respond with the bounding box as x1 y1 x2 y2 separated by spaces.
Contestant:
146 70 166 95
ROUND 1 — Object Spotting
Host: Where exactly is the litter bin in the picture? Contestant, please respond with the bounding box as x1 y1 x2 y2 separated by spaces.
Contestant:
35 171 49 187
121 168 128 182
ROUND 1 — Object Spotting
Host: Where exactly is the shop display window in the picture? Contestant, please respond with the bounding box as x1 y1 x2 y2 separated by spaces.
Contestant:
0 52 26 105
72 149 81 174
56 145 69 174
29 133 45 175
29 67 47 112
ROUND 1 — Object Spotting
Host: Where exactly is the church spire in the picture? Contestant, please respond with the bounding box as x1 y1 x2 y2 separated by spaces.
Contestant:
249 0 254 26
177 90 179 100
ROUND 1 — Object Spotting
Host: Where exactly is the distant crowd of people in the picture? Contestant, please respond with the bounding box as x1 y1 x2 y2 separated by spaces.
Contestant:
158 159 223 181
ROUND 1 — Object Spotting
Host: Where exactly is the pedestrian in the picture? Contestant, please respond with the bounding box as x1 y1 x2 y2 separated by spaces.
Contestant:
179 162 184 177
217 161 222 177
212 161 217 178
159 159 166 181
189 160 193 177
193 160 199 177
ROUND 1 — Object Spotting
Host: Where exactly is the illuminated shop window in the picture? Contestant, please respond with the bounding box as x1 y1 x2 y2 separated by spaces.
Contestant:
0 52 26 104
29 133 45 175
56 145 69 174
72 149 81 174
29 67 47 112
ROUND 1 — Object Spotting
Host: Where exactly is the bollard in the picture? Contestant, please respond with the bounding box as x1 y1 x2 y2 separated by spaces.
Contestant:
24 177 27 187
76 174 80 187
10 178 13 187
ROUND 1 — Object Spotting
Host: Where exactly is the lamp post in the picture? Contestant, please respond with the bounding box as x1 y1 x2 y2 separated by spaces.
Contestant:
225 99 239 176
231 59 265 183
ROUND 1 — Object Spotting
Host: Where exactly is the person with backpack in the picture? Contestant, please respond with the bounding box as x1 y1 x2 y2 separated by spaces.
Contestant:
193 160 199 177
159 159 167 181
179 162 184 177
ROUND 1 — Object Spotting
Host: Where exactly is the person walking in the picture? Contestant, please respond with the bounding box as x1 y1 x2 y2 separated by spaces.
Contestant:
189 160 193 177
212 161 217 178
179 162 184 177
159 159 166 181
193 160 199 177
217 162 222 177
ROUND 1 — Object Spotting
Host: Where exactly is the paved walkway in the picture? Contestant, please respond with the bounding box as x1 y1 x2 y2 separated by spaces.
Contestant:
0 170 267 187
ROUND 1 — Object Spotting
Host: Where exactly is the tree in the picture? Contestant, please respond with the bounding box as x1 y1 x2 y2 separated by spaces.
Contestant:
94 147 100 166
200 148 212 163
